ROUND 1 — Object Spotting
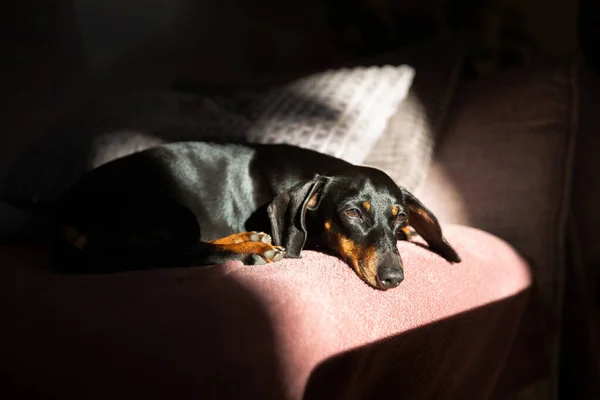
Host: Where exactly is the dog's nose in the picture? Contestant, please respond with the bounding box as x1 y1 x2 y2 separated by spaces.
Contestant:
377 267 404 289
375 250 404 289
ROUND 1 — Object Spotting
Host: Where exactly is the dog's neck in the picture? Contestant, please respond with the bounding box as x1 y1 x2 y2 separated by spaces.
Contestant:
303 210 328 252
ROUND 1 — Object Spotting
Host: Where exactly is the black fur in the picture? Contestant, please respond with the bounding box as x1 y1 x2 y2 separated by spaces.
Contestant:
53 142 460 289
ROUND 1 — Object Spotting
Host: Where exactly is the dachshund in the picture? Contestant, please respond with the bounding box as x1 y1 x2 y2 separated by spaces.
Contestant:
52 141 461 290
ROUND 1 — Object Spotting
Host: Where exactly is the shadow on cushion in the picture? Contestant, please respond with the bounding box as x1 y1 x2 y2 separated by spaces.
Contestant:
304 290 529 400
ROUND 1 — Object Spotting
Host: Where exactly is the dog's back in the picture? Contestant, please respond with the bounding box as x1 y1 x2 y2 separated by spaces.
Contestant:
58 142 349 238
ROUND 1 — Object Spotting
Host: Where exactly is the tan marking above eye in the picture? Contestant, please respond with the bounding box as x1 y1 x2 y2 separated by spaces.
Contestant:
392 206 399 217
362 201 371 211
324 220 332 231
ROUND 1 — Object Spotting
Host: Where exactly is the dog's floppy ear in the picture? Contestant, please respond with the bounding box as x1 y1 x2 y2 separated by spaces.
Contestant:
400 187 461 263
267 174 329 258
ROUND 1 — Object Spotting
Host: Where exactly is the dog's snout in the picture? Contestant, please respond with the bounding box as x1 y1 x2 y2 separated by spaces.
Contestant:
378 268 404 289
377 251 404 289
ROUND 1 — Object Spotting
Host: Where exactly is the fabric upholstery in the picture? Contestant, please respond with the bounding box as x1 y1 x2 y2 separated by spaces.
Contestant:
572 63 600 272
2 0 87 197
1 225 530 399
563 61 600 397
414 58 578 398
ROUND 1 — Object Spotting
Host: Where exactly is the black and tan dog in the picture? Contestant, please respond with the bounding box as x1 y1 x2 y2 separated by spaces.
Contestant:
53 142 460 290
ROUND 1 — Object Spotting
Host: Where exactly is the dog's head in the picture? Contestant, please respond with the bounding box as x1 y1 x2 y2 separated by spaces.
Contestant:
267 166 460 290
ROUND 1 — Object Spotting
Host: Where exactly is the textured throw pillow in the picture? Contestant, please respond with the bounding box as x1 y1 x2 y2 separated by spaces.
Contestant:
0 65 414 205
363 38 466 191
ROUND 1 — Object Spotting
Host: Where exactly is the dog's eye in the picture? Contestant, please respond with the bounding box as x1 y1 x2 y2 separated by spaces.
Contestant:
396 212 407 223
345 208 362 218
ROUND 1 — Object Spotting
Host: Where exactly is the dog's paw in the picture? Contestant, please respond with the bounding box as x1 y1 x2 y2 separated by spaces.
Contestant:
261 245 285 262
249 231 272 244
244 245 286 265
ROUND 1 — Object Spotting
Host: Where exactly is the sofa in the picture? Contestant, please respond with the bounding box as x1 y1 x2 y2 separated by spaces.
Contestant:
2 2 596 399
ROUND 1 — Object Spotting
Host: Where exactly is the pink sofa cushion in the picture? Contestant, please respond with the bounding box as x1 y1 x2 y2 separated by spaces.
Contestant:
1 225 530 399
